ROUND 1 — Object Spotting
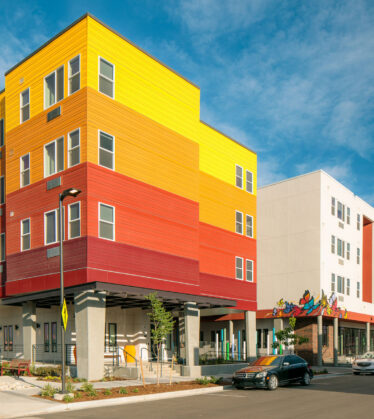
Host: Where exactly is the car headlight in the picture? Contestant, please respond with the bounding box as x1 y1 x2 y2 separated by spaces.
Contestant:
256 371 267 379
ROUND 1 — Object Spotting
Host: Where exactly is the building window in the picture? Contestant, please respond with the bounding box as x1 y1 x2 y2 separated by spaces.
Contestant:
99 57 114 98
331 235 335 253
337 201 344 221
357 248 360 264
331 273 336 292
44 137 64 177
108 323 117 351
357 214 360 230
44 66 64 108
44 208 63 245
68 129 80 167
246 215 253 238
20 88 30 123
357 282 360 298
68 202 80 239
0 176 4 204
235 165 243 189
246 170 253 193
68 55 80 95
0 119 3 147
246 259 253 282
322 325 329 346
99 203 115 240
235 211 243 234
331 197 335 215
44 323 50 352
235 256 243 280
257 329 262 348
347 207 350 224
21 218 31 251
99 131 114 170
346 278 350 296
51 322 57 352
0 233 5 262
20 153 30 187
346 243 350 260
4 326 13 351
337 239 345 258
337 276 345 294
262 329 268 348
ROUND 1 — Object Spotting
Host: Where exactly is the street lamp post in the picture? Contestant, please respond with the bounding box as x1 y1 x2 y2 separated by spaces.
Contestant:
59 187 81 394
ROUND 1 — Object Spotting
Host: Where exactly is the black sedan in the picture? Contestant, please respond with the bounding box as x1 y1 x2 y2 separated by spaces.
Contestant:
232 354 313 390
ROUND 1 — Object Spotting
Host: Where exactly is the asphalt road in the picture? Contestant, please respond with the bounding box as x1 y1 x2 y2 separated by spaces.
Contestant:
35 374 374 419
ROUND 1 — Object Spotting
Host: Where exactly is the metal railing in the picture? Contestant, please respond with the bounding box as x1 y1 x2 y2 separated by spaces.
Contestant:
104 345 138 368
0 345 24 361
140 347 178 377
199 350 248 364
32 344 76 366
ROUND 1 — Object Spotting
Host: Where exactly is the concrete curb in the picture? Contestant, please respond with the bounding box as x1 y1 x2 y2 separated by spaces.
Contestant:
4 386 224 419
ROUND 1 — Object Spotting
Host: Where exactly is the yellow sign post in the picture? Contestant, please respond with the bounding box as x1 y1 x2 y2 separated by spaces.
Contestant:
61 298 68 331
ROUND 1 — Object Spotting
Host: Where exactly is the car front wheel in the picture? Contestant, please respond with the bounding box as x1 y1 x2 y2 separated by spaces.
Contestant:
267 374 279 391
301 372 311 386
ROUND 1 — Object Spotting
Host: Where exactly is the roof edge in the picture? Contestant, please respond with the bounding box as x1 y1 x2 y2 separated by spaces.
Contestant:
4 13 200 90
200 120 257 156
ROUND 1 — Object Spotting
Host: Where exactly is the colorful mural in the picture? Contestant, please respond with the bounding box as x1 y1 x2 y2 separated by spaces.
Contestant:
272 290 348 319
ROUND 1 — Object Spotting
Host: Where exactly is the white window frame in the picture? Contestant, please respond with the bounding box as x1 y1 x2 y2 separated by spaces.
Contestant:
44 137 64 178
68 128 80 168
98 130 115 170
347 207 350 224
20 88 30 123
337 275 345 294
98 56 115 99
99 202 115 241
337 239 343 257
68 201 81 239
20 153 30 187
331 235 335 253
235 211 243 235
331 197 335 215
235 165 243 189
21 218 31 251
246 214 253 238
44 65 64 109
0 118 4 147
331 273 336 292
357 282 360 298
346 278 350 296
357 248 360 264
246 170 253 194
246 259 254 282
235 256 243 280
68 54 81 96
0 233 5 262
337 201 345 221
346 243 350 260
357 214 360 230
44 209 58 245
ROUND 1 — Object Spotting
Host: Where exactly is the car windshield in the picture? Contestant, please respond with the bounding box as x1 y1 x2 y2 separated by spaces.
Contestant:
361 352 374 359
250 356 282 367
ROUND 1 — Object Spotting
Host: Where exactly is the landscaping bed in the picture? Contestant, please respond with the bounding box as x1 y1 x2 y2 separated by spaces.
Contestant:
37 380 222 403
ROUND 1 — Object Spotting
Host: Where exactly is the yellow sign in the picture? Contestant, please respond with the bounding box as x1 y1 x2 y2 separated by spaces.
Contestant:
61 299 68 331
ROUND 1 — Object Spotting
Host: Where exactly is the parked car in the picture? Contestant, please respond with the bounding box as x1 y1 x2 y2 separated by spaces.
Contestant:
232 354 313 390
352 352 374 375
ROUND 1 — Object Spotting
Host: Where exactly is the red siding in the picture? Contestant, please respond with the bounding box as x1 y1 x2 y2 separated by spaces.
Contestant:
363 222 373 303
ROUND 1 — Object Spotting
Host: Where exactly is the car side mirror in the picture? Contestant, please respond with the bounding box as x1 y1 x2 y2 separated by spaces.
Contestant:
283 362 290 366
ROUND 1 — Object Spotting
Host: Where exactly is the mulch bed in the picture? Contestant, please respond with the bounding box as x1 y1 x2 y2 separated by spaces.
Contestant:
38 381 221 403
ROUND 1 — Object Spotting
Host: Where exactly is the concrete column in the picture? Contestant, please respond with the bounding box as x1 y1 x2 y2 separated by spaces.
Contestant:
366 322 370 352
22 302 36 362
273 318 284 332
184 302 200 367
245 311 256 361
333 317 339 366
228 320 234 352
317 315 323 366
74 290 106 380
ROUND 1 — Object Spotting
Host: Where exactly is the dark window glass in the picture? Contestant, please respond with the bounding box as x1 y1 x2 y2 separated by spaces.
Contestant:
44 323 50 352
51 322 57 352
108 323 117 351
257 329 262 348
263 329 268 348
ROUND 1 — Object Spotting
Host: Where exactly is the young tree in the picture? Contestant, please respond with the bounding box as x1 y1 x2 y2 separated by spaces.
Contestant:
146 292 175 384
272 317 308 353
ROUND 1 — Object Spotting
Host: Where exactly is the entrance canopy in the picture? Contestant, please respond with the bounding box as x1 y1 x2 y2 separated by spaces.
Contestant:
0 281 236 311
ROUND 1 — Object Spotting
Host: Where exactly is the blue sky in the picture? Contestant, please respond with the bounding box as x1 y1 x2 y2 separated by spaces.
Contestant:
1 0 373 205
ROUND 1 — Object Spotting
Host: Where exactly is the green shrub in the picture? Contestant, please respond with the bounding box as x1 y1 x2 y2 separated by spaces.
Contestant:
209 376 223 384
74 391 82 399
195 377 210 385
119 387 128 395
63 395 74 403
41 384 58 397
132 388 139 393
104 389 112 396
66 382 75 393
35 366 62 377
81 382 94 393
88 389 98 397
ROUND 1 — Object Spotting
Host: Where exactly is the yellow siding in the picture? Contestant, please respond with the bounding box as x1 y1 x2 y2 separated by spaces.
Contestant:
0 90 5 177
0 90 5 119
86 16 200 143
199 171 257 237
87 88 199 202
5 18 88 133
197 122 257 193
6 90 87 194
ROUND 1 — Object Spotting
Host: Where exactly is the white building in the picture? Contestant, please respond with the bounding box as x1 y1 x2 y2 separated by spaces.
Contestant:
257 170 374 365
